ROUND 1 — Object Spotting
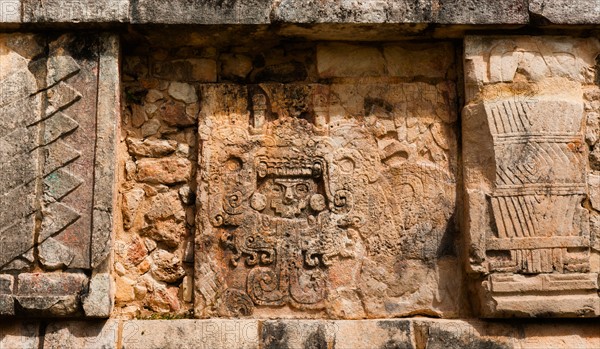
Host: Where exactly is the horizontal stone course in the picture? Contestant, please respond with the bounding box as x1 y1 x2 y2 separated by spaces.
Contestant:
1 319 599 349
1 0 599 25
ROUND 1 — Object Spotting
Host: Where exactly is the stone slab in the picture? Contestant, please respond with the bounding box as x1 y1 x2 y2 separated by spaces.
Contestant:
5 0 600 25
530 0 600 24
0 32 119 318
317 42 455 79
0 319 599 348
462 35 600 317
261 320 415 349
0 0 20 22
195 78 459 318
130 0 272 24
22 0 129 23
121 319 260 349
273 0 529 24
0 321 39 349
7 0 600 25
7 0 533 25
43 320 119 349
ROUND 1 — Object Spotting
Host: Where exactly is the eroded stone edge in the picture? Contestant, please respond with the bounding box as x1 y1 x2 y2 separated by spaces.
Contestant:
85 33 120 318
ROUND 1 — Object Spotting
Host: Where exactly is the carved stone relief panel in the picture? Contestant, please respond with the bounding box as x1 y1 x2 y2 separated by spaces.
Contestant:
0 33 119 317
463 36 600 317
195 80 459 319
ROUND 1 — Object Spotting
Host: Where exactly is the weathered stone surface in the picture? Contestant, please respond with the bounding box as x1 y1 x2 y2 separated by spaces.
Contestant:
22 0 129 23
136 158 192 184
0 33 118 318
127 138 177 158
150 249 186 283
0 321 39 349
2 0 537 25
530 0 600 24
83 273 113 317
463 36 600 317
160 100 196 127
38 237 75 269
261 320 414 349
4 319 600 349
0 274 14 315
130 0 272 24
122 187 146 230
153 59 217 82
273 0 528 24
414 319 516 349
195 74 459 318
383 43 456 79
141 118 161 137
168 82 198 104
317 43 385 78
0 0 21 22
220 54 253 80
121 320 260 349
317 42 455 79
15 272 87 316
43 320 119 349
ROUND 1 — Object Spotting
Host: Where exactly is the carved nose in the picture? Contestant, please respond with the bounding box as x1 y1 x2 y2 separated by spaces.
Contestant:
284 187 294 203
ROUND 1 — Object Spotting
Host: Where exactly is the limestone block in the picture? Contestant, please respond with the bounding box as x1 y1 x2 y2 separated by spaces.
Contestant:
0 0 20 22
0 33 119 317
153 59 217 82
317 42 455 79
127 138 177 158
261 320 414 349
15 272 87 316
130 0 272 24
43 320 119 349
0 322 39 349
168 82 198 104
120 320 260 349
83 273 114 318
273 0 529 24
136 158 192 184
195 73 459 318
22 0 129 22
317 43 385 78
530 0 600 24
383 43 455 79
463 36 600 317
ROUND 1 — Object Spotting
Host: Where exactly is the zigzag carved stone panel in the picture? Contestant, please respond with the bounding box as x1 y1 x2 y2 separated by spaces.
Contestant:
0 33 119 317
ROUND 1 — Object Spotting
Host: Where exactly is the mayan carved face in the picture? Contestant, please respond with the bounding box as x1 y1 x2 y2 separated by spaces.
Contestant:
254 177 318 218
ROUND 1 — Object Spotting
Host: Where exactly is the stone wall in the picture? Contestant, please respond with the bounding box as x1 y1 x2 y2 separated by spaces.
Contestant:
114 39 465 319
1 1 600 348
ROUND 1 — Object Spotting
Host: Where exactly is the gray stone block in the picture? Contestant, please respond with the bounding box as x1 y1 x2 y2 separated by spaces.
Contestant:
44 320 119 349
121 319 260 349
271 0 529 24
261 320 415 349
130 0 272 24
22 0 129 23
0 322 39 349
530 0 600 24
0 32 119 318
434 0 528 24
0 0 21 22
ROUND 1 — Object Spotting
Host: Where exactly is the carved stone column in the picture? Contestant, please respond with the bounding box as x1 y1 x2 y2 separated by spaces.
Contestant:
0 33 119 317
463 36 600 317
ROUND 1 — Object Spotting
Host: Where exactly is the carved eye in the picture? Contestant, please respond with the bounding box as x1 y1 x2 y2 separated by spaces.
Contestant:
296 183 308 194
271 185 281 193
